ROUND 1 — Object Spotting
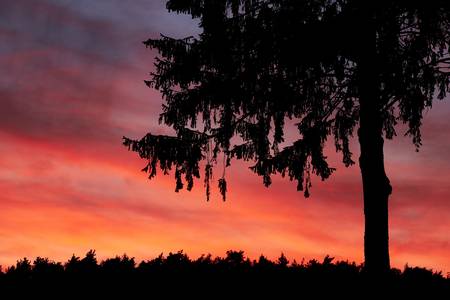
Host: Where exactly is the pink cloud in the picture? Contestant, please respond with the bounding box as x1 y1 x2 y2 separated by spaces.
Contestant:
0 0 448 274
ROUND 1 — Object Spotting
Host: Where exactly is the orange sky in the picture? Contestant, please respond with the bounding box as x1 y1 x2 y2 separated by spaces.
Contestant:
0 0 449 273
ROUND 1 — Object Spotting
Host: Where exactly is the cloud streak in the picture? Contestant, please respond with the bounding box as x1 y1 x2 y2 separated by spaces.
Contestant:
0 0 448 273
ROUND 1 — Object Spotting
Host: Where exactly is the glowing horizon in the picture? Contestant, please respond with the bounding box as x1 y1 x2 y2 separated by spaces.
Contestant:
0 0 449 273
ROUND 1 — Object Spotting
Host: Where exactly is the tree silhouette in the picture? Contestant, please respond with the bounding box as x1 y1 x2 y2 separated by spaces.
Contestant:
1 251 449 297
123 0 450 274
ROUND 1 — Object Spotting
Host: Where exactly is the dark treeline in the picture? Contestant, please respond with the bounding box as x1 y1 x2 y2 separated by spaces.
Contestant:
0 250 448 298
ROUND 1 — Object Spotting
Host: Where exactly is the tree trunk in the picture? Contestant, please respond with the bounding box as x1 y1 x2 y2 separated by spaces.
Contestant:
358 13 392 275
358 111 392 274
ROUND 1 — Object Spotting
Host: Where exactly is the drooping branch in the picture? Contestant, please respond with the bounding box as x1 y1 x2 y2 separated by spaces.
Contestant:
123 134 204 193
125 0 450 202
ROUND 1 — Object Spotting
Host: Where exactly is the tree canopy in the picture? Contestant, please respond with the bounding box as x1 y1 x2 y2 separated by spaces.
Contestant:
124 0 450 201
2 250 449 298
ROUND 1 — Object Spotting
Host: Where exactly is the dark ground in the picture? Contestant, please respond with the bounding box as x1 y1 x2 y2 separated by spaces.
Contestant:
0 250 448 298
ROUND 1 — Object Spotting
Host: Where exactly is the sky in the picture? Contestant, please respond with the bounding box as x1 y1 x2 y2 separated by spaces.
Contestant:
0 0 449 273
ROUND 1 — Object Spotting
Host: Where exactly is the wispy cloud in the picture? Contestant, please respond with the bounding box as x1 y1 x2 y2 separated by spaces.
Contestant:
0 0 448 273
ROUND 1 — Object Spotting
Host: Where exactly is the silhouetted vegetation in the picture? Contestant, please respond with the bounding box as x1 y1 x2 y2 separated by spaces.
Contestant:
1 250 448 298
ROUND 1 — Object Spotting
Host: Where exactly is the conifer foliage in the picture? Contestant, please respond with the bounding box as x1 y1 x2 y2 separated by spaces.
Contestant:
124 0 449 272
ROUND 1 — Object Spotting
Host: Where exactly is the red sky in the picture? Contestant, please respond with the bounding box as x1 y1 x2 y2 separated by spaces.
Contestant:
0 0 449 273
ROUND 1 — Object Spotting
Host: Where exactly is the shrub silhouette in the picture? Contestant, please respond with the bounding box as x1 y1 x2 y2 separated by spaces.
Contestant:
0 250 448 298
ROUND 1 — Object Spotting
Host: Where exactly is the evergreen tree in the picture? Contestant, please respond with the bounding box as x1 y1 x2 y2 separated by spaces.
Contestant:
124 0 450 274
